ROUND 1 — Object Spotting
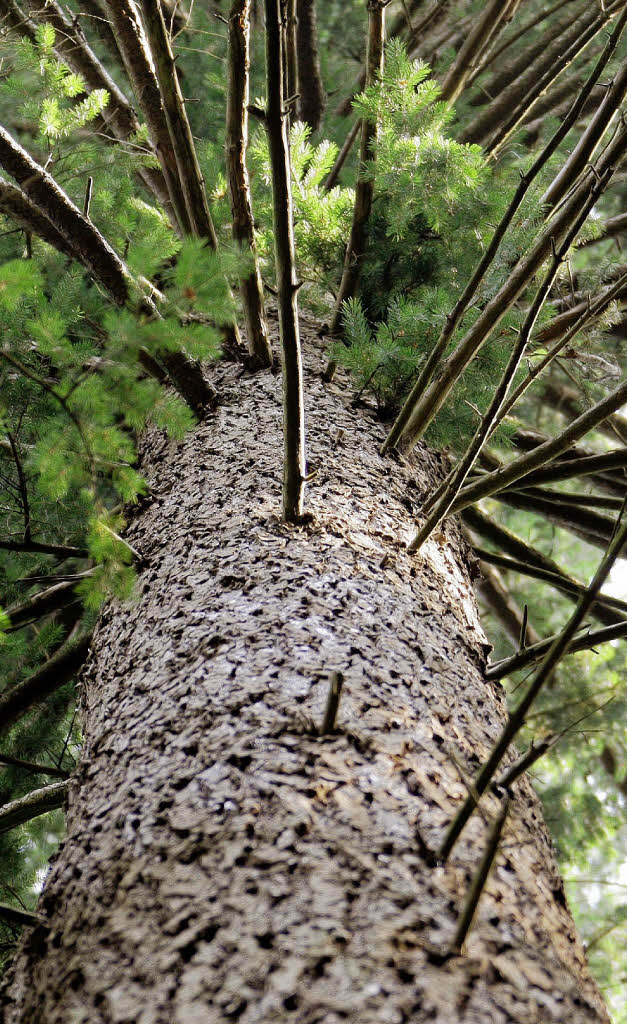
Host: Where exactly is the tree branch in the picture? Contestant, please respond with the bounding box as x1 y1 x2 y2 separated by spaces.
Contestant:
0 632 91 739
226 0 272 367
264 0 306 522
439 506 627 861
0 780 69 834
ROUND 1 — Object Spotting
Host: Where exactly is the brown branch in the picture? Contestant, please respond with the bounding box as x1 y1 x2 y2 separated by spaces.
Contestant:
226 0 272 367
407 177 604 552
439 0 516 106
138 0 216 242
486 620 627 681
491 488 621 558
449 796 510 954
138 0 242 350
463 506 625 628
505 447 627 490
542 51 627 209
4 572 92 631
474 545 627 622
323 118 360 192
0 780 69 834
450 372 627 513
6 431 30 542
158 350 217 418
0 902 38 928
467 0 579 88
0 180 80 261
541 378 627 445
439 507 627 861
264 0 306 522
488 271 627 433
320 671 344 734
0 753 69 780
0 539 88 558
475 560 542 648
102 0 193 235
462 3 618 149
0 631 91 739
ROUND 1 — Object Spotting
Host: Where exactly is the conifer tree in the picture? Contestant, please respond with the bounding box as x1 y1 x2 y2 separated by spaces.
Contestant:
0 2 626 1021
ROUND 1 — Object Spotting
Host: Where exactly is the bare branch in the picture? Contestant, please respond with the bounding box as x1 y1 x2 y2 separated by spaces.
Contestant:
0 753 69 780
438 505 627 861
486 620 627 681
450 371 627 513
0 780 69 834
449 796 510 954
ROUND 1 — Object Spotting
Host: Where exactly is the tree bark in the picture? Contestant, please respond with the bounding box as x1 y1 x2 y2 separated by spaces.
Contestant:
264 0 306 522
330 0 386 335
1 320 608 1023
226 0 273 367
296 0 326 131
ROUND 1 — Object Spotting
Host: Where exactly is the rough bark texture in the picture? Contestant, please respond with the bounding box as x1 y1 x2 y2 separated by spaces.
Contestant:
2 315 608 1024
296 0 326 131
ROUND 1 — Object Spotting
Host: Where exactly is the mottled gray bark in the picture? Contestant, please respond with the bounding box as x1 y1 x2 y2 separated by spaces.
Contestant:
1 318 608 1023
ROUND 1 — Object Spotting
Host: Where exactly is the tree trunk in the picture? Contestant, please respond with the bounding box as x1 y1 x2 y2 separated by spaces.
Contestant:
296 0 326 131
1 317 608 1023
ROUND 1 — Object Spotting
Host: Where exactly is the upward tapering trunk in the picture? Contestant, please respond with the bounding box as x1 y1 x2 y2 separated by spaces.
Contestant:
1 320 608 1024
296 0 326 131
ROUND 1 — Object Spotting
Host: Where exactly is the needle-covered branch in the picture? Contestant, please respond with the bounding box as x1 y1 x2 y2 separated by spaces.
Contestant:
0 780 69 834
0 0 172 213
0 632 91 739
0 125 133 305
226 0 272 367
264 0 306 522
438 506 627 861
329 0 386 336
381 19 626 454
